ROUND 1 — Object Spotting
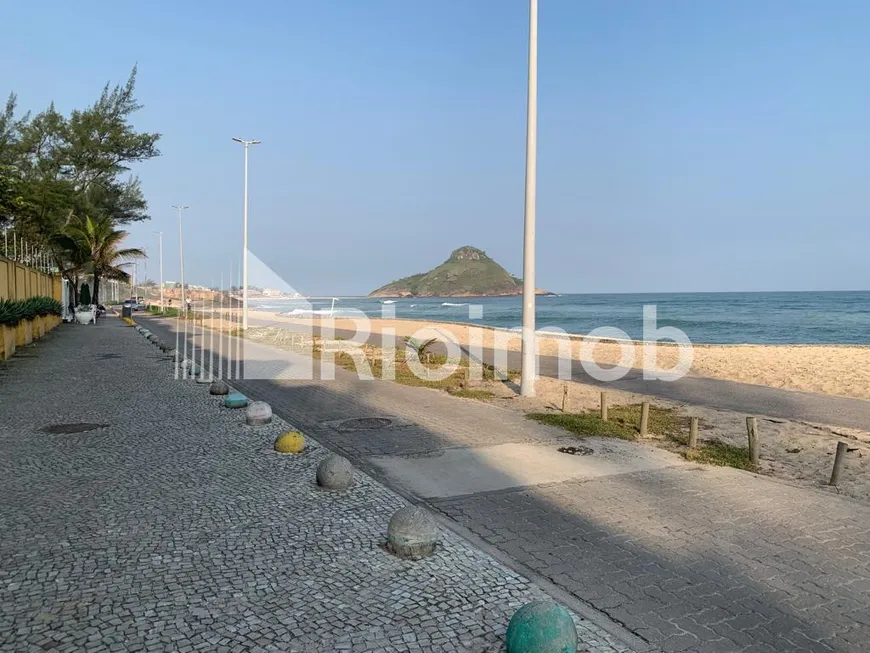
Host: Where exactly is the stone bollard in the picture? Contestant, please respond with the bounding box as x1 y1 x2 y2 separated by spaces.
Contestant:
224 392 248 409
387 506 438 560
316 454 354 490
196 372 213 384
209 380 230 396
506 601 578 653
245 401 273 425
274 431 305 453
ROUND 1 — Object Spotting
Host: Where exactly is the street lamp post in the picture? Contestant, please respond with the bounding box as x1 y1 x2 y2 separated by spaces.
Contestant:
520 0 538 397
173 205 189 313
154 231 164 311
232 137 261 330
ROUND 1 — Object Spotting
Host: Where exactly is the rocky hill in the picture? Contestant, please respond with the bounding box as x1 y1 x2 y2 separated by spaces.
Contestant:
369 246 551 298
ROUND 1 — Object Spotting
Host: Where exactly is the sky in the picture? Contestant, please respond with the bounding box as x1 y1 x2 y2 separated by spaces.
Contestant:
3 0 869 295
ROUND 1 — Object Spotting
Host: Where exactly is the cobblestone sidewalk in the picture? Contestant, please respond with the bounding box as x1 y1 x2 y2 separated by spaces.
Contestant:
0 320 635 652
140 317 870 653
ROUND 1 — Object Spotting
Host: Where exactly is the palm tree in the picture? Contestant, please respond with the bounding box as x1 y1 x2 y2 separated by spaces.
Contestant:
62 216 145 305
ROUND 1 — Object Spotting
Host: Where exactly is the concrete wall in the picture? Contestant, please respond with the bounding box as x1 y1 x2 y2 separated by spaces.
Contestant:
0 257 62 301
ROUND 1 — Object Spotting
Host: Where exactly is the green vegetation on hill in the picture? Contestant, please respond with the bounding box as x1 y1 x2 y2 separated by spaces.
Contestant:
369 246 550 297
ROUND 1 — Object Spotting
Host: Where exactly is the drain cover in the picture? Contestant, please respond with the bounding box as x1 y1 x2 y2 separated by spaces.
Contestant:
322 416 413 432
41 423 109 434
339 417 393 430
558 445 593 456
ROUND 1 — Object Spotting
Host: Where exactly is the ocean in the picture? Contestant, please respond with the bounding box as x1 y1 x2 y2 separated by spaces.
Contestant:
249 291 870 345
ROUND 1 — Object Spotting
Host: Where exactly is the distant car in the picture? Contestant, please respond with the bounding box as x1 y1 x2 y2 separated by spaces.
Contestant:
123 299 138 312
136 299 146 311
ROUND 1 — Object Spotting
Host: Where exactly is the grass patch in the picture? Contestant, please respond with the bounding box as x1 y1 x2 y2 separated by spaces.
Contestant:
529 403 687 442
527 412 638 440
608 404 687 440
314 346 514 396
686 440 753 470
448 388 496 399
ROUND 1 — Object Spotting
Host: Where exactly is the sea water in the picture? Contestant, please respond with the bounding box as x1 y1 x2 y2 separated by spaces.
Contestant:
249 291 870 345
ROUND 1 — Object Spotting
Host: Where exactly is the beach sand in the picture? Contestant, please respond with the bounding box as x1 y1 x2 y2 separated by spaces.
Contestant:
248 311 870 400
524 376 870 503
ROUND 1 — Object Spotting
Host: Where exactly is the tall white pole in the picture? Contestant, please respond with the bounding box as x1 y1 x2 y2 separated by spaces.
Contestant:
520 0 538 397
156 231 165 311
173 205 188 312
233 137 260 331
173 205 189 375
218 273 224 379
242 144 249 330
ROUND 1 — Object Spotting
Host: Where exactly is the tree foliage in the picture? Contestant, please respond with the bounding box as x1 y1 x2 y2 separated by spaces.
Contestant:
59 216 145 305
1 67 160 241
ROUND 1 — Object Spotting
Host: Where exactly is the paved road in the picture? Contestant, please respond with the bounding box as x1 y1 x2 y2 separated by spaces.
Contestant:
240 315 870 431
0 320 634 652
142 315 870 653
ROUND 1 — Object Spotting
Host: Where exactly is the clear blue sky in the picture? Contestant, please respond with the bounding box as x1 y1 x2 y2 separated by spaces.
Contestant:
3 1 868 294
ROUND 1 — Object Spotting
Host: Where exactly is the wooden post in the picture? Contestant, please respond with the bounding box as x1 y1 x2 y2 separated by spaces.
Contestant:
746 417 759 467
689 416 699 449
639 402 650 437
561 385 568 412
829 441 849 487
600 391 608 421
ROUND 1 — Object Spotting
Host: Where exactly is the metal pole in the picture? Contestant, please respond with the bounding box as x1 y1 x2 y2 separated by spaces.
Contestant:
173 205 189 314
232 137 260 330
243 143 249 330
156 231 164 311
520 0 538 397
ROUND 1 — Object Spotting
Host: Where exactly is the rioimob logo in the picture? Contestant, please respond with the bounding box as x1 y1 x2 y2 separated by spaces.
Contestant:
170 249 693 386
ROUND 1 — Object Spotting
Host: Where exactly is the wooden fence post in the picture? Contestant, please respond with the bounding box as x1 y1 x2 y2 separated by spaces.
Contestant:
600 391 608 421
829 441 849 487
746 417 759 467
689 416 699 449
561 385 568 412
639 402 650 437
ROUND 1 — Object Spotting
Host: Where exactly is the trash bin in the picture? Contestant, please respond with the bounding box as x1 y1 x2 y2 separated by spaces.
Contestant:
122 306 133 319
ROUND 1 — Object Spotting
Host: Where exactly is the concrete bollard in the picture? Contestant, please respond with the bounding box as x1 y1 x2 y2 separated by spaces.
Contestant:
316 455 354 490
505 600 578 653
274 431 305 453
387 506 438 560
224 392 248 409
245 401 273 426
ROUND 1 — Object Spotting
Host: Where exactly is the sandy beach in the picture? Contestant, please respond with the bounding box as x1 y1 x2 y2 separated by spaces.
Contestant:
248 311 870 400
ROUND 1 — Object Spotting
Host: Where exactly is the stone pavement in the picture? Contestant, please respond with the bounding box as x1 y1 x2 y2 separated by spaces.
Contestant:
0 319 635 652
141 316 870 653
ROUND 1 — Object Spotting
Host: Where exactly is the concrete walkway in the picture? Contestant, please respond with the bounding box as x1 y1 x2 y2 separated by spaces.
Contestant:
245 316 870 430
0 320 635 653
141 315 870 653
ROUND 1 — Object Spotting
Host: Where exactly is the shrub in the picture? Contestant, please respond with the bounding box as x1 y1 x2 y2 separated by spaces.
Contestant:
0 297 61 326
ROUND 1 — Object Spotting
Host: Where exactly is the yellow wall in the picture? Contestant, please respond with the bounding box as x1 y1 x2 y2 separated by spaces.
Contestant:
0 257 61 301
